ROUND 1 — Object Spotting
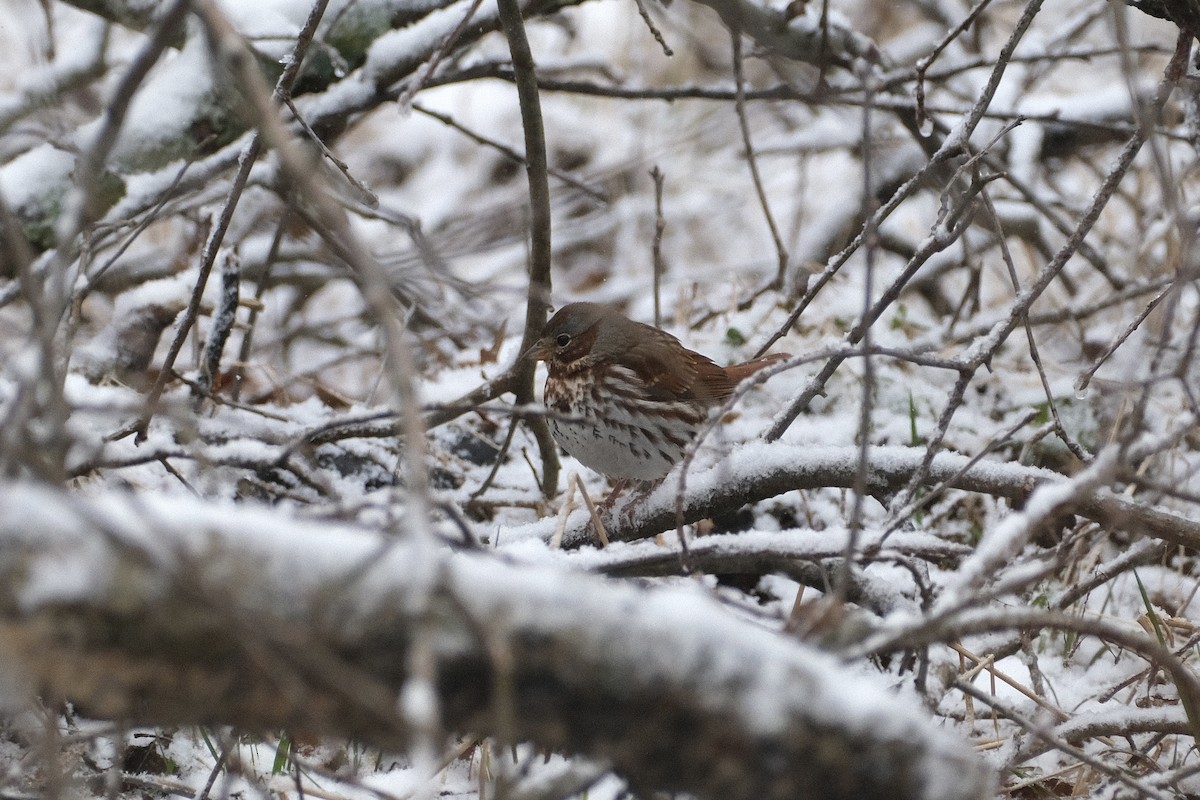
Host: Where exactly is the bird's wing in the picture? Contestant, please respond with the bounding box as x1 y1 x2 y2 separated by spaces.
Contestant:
624 330 736 403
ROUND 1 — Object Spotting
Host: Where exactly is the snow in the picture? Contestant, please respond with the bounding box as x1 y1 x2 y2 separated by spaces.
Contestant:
215 0 310 42
0 142 74 212
0 0 1194 798
0 481 990 796
112 273 195 315
105 25 221 170
937 445 1120 611
444 543 981 771
0 15 106 134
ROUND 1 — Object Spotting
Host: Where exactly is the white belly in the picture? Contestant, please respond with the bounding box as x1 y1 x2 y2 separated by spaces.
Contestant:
550 415 681 481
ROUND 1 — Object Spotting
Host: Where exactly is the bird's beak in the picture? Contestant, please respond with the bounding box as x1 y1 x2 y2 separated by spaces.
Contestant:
521 337 552 362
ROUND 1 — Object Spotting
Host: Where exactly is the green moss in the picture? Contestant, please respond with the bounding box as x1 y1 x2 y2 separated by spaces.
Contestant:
325 5 400 70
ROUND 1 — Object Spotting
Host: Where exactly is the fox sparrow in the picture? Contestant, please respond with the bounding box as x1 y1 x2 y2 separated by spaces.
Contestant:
527 302 788 486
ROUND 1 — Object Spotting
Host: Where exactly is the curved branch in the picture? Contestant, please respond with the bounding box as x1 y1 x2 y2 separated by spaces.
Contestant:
503 445 1200 549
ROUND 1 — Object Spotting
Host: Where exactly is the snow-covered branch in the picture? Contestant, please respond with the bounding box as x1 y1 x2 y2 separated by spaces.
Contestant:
0 484 991 800
7 0 594 244
522 445 1200 551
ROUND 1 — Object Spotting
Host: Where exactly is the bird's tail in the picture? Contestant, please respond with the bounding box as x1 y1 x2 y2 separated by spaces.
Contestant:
726 352 790 383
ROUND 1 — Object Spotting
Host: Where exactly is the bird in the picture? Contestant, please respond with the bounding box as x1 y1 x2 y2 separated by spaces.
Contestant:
526 302 788 493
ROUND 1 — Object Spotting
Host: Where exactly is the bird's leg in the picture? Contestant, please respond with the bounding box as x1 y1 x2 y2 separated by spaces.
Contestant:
594 476 664 536
563 478 626 548
598 478 631 515
611 477 665 528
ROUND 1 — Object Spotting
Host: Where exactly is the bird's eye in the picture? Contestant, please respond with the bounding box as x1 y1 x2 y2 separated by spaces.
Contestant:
555 333 571 347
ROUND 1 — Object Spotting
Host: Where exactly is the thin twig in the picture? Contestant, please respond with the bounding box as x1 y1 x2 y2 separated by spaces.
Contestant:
630 0 673 56
1076 281 1174 393
731 29 788 286
649 165 666 327
496 0 560 498
912 0 998 135
394 0 486 110
229 214 289 402
841 61 878 605
283 96 379 208
412 102 606 201
880 408 1039 544
986 186 1090 461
